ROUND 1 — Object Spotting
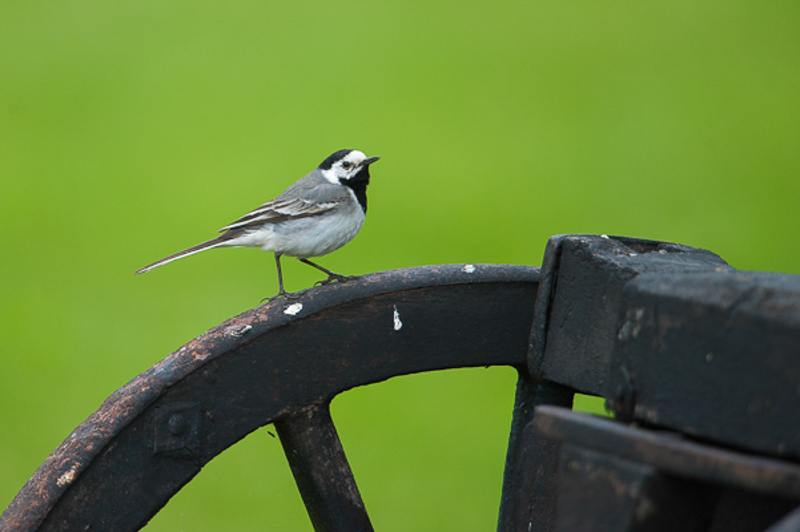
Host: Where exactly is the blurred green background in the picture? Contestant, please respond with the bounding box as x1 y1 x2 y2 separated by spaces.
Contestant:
1 1 798 530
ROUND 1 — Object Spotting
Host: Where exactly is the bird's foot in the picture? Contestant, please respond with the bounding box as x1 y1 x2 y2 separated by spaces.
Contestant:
261 289 303 303
314 273 355 287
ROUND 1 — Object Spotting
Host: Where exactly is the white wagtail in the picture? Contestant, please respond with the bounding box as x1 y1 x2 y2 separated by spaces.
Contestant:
136 149 380 300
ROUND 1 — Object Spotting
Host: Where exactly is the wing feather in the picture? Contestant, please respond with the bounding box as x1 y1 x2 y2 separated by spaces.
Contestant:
217 197 342 233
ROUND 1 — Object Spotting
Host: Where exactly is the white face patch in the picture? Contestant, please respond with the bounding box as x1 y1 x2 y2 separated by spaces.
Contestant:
321 150 368 184
343 150 367 167
320 167 339 184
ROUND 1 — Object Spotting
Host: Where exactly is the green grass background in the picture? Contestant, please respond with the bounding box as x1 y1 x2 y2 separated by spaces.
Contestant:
1 1 798 530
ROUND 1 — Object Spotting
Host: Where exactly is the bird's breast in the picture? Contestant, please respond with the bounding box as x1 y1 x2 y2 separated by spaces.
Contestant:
267 205 366 259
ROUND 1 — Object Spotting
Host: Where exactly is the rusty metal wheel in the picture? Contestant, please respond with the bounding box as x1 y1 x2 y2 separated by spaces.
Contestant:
1 264 538 531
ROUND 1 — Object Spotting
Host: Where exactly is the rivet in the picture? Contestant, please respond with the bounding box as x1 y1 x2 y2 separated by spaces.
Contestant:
168 413 188 435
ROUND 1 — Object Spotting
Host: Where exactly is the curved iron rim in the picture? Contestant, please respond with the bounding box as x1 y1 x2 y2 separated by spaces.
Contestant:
2 263 539 531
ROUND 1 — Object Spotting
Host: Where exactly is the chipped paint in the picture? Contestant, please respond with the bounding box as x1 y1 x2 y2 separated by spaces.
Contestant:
284 303 303 316
617 307 646 341
393 305 403 331
56 465 78 488
226 324 253 337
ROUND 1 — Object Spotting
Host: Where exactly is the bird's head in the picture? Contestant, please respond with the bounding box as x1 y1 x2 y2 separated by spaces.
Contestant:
318 149 380 185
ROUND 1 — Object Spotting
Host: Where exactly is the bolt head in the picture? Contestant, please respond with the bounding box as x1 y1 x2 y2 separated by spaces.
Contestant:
168 413 188 435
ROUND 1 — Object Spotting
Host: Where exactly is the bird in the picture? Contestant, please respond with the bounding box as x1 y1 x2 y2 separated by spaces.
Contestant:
136 149 380 300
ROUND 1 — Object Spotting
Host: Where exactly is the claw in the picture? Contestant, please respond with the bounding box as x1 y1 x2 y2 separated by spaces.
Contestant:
314 274 354 287
261 289 303 303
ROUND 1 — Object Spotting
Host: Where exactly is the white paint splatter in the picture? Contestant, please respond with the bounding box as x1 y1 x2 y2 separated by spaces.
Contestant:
462 264 476 274
393 305 403 331
226 324 252 337
284 303 303 316
56 464 78 487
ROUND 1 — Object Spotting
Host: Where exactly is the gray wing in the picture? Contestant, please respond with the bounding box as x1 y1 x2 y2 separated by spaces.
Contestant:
218 180 349 233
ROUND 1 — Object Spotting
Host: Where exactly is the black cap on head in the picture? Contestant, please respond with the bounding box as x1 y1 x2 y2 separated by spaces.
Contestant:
318 149 354 170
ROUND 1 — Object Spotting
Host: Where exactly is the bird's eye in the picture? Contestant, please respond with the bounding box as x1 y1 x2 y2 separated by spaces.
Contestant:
342 161 352 169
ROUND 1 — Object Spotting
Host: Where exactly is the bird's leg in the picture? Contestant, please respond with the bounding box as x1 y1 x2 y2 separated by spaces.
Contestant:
300 258 354 286
263 253 300 302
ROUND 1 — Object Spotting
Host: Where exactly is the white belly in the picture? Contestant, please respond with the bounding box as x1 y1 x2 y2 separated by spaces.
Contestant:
223 205 366 259
270 207 366 258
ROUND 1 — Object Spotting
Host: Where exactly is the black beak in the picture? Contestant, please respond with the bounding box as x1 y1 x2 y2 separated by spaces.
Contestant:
362 156 380 166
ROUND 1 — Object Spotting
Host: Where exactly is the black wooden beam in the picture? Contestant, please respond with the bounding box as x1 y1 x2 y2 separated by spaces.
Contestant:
533 406 800 499
275 402 373 532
